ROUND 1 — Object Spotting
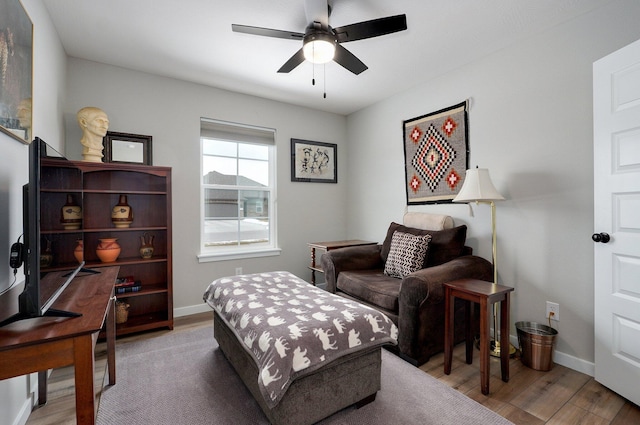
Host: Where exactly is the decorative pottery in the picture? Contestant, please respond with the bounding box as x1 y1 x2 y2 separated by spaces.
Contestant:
111 194 133 228
96 238 121 263
139 232 154 259
40 238 53 268
61 194 82 230
74 239 84 263
115 300 130 324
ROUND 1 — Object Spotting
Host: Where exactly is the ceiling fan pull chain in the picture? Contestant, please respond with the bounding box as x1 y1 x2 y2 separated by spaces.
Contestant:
312 61 316 86
323 64 327 98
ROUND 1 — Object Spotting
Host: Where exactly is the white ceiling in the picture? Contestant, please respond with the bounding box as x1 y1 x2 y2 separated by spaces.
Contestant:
42 0 612 115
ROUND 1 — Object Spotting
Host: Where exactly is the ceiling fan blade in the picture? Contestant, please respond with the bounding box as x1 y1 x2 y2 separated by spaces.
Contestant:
334 14 407 43
278 48 306 73
333 44 368 75
304 0 329 28
232 24 303 40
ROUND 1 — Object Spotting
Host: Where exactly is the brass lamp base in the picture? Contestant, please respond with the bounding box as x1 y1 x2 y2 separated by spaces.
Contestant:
490 340 517 358
475 337 517 358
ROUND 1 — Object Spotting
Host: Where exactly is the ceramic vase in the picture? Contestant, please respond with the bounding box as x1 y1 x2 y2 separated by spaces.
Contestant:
96 238 121 263
40 238 53 268
61 194 82 230
74 239 84 263
115 300 130 324
111 194 133 228
139 232 154 259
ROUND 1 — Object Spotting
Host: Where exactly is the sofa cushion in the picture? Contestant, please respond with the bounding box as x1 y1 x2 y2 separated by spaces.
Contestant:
337 270 401 313
383 231 431 278
381 223 467 267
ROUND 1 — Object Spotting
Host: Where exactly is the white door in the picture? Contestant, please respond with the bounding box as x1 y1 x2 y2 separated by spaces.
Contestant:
593 38 640 406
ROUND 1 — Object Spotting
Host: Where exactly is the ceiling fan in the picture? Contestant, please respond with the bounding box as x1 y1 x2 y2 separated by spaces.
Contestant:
231 0 407 75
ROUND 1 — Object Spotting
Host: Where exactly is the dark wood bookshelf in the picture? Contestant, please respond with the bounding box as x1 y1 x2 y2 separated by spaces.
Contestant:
40 159 173 336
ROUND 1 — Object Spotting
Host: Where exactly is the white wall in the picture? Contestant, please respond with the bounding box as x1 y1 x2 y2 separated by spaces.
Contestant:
64 59 348 316
345 0 640 372
0 0 67 424
4 4 639 424
0 137 32 425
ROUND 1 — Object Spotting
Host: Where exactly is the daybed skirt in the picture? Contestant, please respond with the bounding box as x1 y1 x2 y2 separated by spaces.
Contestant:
214 312 381 425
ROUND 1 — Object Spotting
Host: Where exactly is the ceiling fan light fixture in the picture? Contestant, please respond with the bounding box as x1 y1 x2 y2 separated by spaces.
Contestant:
303 31 336 64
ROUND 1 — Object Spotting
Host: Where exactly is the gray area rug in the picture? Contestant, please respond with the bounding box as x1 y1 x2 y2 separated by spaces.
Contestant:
97 325 513 425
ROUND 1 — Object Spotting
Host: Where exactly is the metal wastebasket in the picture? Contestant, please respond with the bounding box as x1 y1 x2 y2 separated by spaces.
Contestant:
516 321 558 371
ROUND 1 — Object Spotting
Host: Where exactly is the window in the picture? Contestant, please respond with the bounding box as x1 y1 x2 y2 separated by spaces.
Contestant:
199 119 279 261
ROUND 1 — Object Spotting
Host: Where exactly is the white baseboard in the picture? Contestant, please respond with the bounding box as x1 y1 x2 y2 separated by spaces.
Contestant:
509 334 594 377
13 397 33 425
174 303 211 318
173 304 597 377
551 349 595 376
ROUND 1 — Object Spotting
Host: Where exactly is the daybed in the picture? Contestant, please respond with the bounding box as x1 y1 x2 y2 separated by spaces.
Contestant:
321 213 494 365
204 271 397 425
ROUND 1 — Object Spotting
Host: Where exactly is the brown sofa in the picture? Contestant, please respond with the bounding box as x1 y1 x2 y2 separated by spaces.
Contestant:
321 221 493 366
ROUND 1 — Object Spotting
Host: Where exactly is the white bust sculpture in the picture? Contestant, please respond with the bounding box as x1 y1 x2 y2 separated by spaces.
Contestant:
77 106 109 162
17 98 32 141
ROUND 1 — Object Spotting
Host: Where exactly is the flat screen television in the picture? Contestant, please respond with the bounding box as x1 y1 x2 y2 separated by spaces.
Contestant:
0 138 90 327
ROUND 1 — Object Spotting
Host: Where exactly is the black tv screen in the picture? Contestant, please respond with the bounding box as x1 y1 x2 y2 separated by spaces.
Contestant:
0 138 86 327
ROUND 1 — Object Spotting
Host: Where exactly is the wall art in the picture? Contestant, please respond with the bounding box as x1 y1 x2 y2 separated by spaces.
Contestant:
291 138 337 183
104 131 153 165
403 101 469 204
0 0 33 144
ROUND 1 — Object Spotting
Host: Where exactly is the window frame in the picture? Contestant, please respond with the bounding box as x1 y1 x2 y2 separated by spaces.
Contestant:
198 119 280 262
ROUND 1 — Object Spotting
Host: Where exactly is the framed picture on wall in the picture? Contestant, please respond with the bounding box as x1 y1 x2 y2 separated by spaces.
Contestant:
0 0 33 144
103 131 153 165
291 138 337 183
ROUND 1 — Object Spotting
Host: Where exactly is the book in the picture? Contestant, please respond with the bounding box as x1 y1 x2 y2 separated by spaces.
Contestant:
115 276 136 286
116 283 142 294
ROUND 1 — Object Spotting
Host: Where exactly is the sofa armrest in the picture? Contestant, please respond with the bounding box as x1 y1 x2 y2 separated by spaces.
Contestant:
320 244 384 293
400 255 494 306
397 255 493 364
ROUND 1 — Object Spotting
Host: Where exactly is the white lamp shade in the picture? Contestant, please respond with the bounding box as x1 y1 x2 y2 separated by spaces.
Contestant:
453 168 505 202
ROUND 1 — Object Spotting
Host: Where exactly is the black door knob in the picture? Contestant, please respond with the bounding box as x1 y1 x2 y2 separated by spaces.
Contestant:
592 232 610 243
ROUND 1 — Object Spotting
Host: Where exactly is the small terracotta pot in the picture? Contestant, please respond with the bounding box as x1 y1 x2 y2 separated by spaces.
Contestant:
74 239 84 263
96 238 121 263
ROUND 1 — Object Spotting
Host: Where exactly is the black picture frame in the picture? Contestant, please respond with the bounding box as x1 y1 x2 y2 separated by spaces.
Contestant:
291 138 337 183
103 131 153 165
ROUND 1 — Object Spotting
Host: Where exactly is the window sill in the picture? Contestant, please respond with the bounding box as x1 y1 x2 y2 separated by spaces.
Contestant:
197 247 281 263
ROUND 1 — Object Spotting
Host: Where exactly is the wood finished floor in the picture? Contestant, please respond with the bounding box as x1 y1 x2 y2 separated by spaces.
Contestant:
25 312 640 425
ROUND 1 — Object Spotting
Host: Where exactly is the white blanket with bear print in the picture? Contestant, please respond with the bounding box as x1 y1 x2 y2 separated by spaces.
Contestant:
203 271 398 408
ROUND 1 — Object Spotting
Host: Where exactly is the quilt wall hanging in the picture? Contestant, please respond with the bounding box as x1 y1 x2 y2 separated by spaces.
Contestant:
403 101 469 204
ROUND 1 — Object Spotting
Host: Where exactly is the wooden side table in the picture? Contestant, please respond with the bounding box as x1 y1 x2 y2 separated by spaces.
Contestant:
443 278 514 395
307 240 376 285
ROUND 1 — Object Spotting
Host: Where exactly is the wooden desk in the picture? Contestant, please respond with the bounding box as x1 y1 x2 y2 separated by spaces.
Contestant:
307 240 377 285
443 278 514 395
0 266 118 425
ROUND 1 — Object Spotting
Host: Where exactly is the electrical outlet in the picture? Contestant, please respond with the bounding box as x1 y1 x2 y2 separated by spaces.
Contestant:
235 267 243 275
546 301 560 321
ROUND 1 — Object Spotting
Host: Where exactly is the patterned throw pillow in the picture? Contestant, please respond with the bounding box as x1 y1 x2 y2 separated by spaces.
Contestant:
383 231 432 278
381 223 467 267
